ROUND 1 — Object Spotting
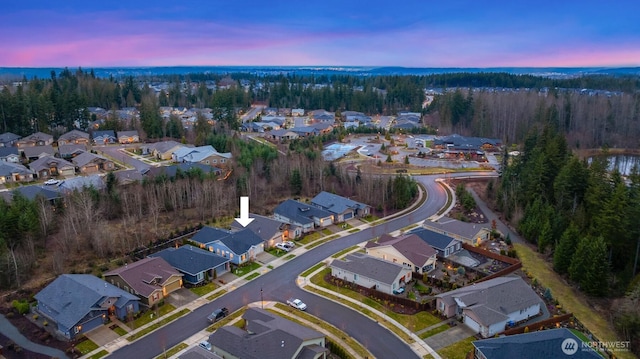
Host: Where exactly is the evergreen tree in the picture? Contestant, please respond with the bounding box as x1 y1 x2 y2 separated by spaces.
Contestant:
554 223 580 274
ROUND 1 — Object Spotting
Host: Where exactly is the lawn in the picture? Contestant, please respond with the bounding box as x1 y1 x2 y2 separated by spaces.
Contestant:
321 228 333 235
419 324 449 339
127 309 190 341
307 235 340 249
87 350 109 359
301 263 325 277
130 303 176 329
76 339 99 354
189 282 218 296
298 232 325 245
206 308 246 332
245 272 260 280
206 288 227 301
514 243 633 359
111 326 128 336
331 245 360 259
437 335 476 359
232 261 261 276
284 254 296 260
266 248 289 257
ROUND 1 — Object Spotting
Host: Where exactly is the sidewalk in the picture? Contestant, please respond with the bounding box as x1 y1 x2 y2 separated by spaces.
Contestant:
80 176 439 359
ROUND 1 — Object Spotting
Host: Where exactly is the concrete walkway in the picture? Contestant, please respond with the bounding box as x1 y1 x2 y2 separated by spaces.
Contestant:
0 313 69 359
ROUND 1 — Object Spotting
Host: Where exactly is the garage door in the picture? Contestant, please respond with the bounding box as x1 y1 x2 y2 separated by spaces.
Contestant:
464 315 481 334
344 212 353 220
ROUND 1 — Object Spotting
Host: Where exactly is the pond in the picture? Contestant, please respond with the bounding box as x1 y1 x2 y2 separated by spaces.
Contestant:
588 154 640 176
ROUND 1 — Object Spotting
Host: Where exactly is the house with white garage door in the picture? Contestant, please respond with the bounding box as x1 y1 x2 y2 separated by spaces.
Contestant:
435 276 542 338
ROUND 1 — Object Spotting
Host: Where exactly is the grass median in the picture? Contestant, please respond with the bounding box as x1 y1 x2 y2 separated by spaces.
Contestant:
127 309 190 341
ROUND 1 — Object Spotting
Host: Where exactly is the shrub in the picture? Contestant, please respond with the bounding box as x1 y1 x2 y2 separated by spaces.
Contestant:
12 300 30 315
43 321 48 326
33 314 39 320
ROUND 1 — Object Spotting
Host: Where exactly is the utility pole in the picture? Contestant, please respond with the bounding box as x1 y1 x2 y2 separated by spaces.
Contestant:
260 287 264 309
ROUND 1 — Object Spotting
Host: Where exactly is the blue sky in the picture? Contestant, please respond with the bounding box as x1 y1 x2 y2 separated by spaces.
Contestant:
1 0 639 67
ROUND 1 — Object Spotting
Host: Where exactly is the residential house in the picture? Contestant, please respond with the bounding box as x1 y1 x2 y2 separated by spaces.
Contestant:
291 108 305 116
209 307 327 359
424 219 493 245
0 185 61 204
145 163 222 179
311 191 371 222
57 130 90 146
141 140 185 160
433 134 502 153
309 109 335 124
117 130 140 144
15 132 53 148
0 132 21 147
150 245 230 285
22 145 55 161
29 155 76 178
472 328 603 359
410 228 462 257
329 252 412 295
435 276 543 338
289 127 316 137
72 151 115 173
92 130 117 144
0 161 34 184
179 346 223 359
104 257 183 307
309 123 334 134
365 233 437 273
34 274 139 340
260 116 286 127
268 129 299 142
172 145 232 167
230 214 292 248
274 199 334 235
57 175 105 192
0 147 20 163
190 226 264 266
58 144 87 159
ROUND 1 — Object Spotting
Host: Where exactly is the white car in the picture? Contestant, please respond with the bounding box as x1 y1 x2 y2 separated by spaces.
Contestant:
44 179 60 185
275 243 291 252
284 241 295 248
286 298 307 310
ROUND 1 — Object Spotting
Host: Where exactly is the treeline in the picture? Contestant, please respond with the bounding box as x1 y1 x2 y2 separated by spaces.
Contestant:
495 121 640 297
426 88 640 148
0 137 418 290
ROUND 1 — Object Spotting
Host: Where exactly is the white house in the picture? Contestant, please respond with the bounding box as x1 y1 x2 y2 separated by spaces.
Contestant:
330 252 412 295
365 233 437 273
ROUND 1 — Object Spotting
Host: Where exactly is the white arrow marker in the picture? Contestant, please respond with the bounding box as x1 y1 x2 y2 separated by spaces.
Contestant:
235 196 255 227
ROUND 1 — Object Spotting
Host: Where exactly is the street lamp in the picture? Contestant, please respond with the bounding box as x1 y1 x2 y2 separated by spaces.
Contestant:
260 287 264 309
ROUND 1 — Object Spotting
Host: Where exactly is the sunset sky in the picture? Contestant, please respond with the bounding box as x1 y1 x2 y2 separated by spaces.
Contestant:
2 0 639 68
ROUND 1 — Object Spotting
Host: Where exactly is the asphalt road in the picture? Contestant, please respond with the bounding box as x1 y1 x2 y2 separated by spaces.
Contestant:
108 173 491 359
96 145 151 172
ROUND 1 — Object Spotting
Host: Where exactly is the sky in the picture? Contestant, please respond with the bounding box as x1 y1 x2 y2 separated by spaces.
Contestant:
1 0 639 68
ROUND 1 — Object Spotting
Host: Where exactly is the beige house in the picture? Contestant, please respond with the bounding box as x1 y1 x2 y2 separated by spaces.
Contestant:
15 132 54 148
29 155 75 178
104 257 183 307
58 130 90 146
365 233 437 274
72 151 115 174
117 130 140 144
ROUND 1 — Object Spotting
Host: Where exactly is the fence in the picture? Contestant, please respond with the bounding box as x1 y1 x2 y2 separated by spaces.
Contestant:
130 225 202 260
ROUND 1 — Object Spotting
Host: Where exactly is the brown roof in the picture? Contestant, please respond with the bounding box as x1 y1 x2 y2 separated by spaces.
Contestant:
366 233 437 267
104 257 182 298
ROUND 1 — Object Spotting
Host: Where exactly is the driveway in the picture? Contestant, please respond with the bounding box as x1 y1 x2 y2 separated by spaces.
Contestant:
424 324 477 351
166 288 200 308
85 324 120 346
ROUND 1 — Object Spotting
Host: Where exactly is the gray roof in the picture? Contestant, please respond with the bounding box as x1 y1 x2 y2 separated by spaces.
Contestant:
230 214 288 242
116 130 139 138
58 175 105 191
148 140 184 154
366 233 437 266
58 130 89 141
311 191 369 215
0 132 21 144
72 151 109 167
473 328 602 359
433 134 501 150
191 226 264 255
0 161 33 177
425 218 490 241
92 130 116 139
104 257 182 298
209 308 325 359
146 163 221 179
0 146 19 157
58 144 87 157
436 276 543 327
34 274 139 330
409 227 460 252
179 346 223 359
150 245 230 276
274 199 333 226
1 186 61 202
330 252 407 285
22 145 55 158
22 131 53 142
29 155 74 172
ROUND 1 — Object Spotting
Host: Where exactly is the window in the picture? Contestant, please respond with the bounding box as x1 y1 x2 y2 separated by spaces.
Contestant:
221 159 226 163
212 159 217 163
353 274 358 281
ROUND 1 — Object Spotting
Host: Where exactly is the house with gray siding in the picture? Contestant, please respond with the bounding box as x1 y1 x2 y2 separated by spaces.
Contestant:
230 213 292 248
409 227 462 257
209 308 327 359
273 199 334 236
190 226 264 266
329 252 412 294
311 191 371 222
435 276 543 338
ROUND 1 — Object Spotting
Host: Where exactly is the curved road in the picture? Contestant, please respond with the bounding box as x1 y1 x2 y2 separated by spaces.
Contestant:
108 173 494 359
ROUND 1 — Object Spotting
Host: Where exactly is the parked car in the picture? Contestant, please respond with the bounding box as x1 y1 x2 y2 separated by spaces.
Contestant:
286 298 307 310
198 341 212 351
284 241 295 248
393 287 405 295
275 243 291 252
207 307 229 323
44 179 60 185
